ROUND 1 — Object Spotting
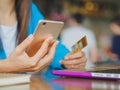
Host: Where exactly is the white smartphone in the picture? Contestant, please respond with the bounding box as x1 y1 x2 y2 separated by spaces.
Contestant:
26 20 64 57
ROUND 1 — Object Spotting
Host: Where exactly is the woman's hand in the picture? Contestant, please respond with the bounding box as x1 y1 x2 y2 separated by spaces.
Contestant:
60 51 87 69
4 35 58 73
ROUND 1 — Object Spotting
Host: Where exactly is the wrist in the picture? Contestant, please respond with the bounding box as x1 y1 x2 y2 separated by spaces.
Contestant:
0 59 14 73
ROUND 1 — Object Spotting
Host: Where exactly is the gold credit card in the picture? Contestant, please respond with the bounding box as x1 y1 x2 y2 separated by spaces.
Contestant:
71 36 88 53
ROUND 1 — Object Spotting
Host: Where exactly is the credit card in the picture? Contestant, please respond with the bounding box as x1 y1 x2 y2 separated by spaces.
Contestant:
71 36 88 53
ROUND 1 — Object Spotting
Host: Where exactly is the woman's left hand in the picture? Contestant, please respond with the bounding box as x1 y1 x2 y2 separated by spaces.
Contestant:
60 51 87 69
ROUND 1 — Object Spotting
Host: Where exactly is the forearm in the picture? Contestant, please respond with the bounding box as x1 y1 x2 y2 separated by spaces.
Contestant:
0 59 14 73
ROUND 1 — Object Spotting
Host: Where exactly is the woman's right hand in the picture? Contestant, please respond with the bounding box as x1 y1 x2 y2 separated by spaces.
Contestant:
5 35 58 73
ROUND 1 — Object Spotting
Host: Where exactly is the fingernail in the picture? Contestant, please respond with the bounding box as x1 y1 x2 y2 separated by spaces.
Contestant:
47 37 54 41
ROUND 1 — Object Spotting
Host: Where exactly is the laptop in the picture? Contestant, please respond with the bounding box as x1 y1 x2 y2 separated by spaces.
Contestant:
52 64 120 80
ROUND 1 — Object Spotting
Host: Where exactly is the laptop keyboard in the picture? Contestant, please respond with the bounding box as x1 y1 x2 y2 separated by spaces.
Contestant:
91 69 120 74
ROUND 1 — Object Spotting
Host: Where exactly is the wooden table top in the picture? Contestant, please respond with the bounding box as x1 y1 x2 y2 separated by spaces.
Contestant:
0 64 120 90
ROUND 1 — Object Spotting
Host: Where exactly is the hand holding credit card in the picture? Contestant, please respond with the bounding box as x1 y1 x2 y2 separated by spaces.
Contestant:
71 36 88 53
60 36 87 69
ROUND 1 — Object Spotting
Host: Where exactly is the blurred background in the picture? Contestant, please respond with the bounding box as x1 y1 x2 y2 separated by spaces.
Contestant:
33 0 120 64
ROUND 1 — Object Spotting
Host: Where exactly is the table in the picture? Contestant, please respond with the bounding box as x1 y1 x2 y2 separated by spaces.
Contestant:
0 66 120 90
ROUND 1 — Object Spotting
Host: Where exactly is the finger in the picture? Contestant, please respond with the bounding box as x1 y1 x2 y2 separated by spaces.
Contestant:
72 63 86 69
21 61 49 72
65 51 85 60
61 64 71 69
27 64 49 72
48 41 58 58
15 35 34 54
40 41 58 65
33 37 54 60
61 62 86 69
61 55 87 64
61 58 86 65
71 63 86 69
31 41 58 71
64 52 73 59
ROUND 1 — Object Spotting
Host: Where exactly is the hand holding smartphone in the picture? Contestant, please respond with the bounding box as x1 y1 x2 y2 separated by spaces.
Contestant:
26 20 64 57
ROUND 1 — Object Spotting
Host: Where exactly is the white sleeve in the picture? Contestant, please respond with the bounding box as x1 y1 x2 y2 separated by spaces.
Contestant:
86 31 97 48
60 29 73 51
60 30 68 45
60 30 65 42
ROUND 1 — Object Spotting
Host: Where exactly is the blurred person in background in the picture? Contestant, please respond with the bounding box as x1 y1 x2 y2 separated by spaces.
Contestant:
60 13 98 68
0 0 86 73
107 16 120 61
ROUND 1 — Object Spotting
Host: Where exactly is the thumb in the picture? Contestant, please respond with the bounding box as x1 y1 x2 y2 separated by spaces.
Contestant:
15 35 34 54
64 52 74 60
